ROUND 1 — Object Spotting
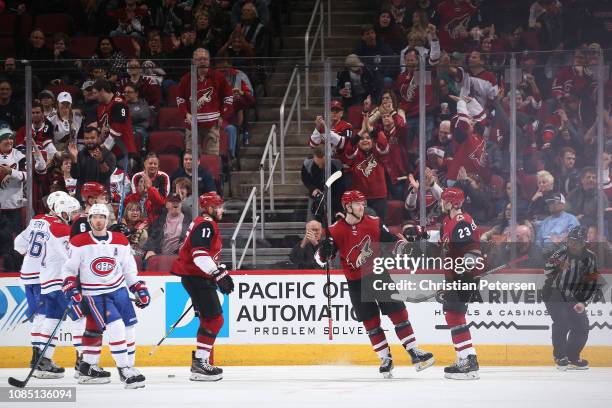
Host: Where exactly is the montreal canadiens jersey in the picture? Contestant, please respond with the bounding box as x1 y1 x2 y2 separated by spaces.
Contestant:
62 232 138 296
171 215 222 279
14 214 71 292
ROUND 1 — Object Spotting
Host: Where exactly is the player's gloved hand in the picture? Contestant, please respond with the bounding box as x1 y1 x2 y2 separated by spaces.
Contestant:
212 264 234 294
62 276 82 304
318 237 337 260
129 281 151 309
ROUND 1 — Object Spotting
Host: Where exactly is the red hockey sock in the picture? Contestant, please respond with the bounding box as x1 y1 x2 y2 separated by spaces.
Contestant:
388 309 416 350
363 315 390 359
81 315 103 365
196 314 224 360
445 311 476 359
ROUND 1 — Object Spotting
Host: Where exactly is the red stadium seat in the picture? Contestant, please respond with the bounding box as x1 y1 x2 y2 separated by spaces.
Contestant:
385 200 405 226
489 174 505 199
157 107 185 129
158 153 181 175
148 130 185 154
35 13 74 35
199 154 222 185
145 255 178 271
518 171 538 200
219 127 229 159
166 84 181 107
68 36 97 58
347 104 363 131
112 36 137 58
18 14 33 39
0 37 15 59
134 255 143 272
0 13 16 36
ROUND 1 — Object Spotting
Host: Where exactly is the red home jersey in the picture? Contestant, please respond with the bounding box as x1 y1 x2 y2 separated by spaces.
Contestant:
171 215 222 280
440 211 481 260
446 132 490 182
97 94 137 156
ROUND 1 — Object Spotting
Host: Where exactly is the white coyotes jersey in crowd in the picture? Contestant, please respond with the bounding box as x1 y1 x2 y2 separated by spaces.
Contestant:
62 231 138 296
110 167 132 203
14 214 71 291
0 148 27 209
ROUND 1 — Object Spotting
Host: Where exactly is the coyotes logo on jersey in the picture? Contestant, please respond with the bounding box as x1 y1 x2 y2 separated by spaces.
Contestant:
444 15 471 40
346 235 373 269
357 156 378 177
467 138 487 167
197 87 214 108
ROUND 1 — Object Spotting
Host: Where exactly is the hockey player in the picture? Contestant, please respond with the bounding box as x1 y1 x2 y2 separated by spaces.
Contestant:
170 192 234 381
15 193 84 378
438 187 482 380
316 190 434 378
62 204 150 388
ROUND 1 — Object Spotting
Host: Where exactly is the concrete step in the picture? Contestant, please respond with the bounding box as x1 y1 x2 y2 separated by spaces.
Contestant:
255 105 322 122
290 11 374 25
288 0 375 12
282 35 360 50
235 182 307 198
240 145 312 157
232 170 303 185
238 156 305 172
282 24 366 37
259 96 325 106
278 47 353 59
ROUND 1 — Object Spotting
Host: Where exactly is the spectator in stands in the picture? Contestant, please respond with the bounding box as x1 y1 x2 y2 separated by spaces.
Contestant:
385 0 411 28
375 8 405 54
177 48 234 156
353 24 397 93
125 171 165 224
426 120 453 158
535 192 579 254
171 24 199 61
110 0 151 40
533 0 564 50
121 201 149 259
50 92 83 153
153 0 184 37
462 50 499 109
529 170 556 221
585 222 612 267
364 91 406 133
218 29 256 75
301 146 344 220
552 147 579 196
1 58 29 101
486 223 543 269
38 90 57 120
494 181 530 219
289 220 323 269
231 0 269 27
551 47 594 102
124 84 152 155
132 152 170 198
171 176 194 214
50 33 83 87
431 0 477 52
68 127 116 195
120 59 162 109
566 167 609 222
0 80 23 130
238 2 270 57
133 30 171 85
378 111 409 199
216 57 256 157
19 28 54 86
437 78 457 120
404 167 443 225
195 11 224 56
454 168 494 224
90 36 128 79
47 152 77 197
144 193 192 260
481 203 533 243
335 54 375 109
170 151 217 196
78 80 99 129
16 102 57 159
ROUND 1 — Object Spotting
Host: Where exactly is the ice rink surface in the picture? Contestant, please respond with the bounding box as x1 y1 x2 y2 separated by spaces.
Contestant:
1 366 611 408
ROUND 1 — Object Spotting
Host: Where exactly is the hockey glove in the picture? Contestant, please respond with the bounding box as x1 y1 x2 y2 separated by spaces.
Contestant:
129 281 151 309
213 264 234 295
318 237 337 260
62 276 82 304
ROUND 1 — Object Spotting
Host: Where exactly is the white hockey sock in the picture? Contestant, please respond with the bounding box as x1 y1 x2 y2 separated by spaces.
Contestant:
195 348 211 360
457 348 477 360
376 347 391 360
125 324 136 367
107 320 128 367
71 318 86 356
40 318 60 359
31 313 46 349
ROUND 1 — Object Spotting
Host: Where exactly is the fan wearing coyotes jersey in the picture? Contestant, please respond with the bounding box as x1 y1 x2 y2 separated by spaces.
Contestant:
438 187 483 380
170 192 234 382
62 204 151 388
15 192 84 379
309 100 353 151
316 190 434 378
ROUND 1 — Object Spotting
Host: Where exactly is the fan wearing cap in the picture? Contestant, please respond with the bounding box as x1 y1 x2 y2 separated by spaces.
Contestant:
535 192 580 253
170 192 233 381
316 190 435 378
438 186 483 380
334 54 375 109
38 90 57 120
50 92 83 152
309 99 354 152
543 226 600 370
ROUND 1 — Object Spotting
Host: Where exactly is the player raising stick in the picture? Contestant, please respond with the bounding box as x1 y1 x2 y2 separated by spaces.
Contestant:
439 187 482 380
170 192 234 382
62 204 150 388
316 190 434 378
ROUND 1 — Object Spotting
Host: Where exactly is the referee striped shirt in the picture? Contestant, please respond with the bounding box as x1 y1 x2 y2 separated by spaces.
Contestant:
544 245 599 303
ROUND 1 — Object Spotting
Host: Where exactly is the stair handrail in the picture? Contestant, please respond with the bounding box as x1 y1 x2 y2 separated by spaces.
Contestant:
279 65 302 184
259 124 280 238
304 0 325 109
231 187 259 270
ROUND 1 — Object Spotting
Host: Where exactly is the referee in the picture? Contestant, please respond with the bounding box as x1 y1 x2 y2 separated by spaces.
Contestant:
543 226 600 370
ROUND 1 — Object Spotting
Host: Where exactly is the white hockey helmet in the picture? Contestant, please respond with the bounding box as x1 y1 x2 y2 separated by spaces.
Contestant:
55 196 81 224
46 191 70 214
88 203 110 228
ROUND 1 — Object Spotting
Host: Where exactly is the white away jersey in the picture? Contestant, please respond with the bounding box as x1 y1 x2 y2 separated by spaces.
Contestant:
14 214 71 290
0 148 46 209
62 231 138 296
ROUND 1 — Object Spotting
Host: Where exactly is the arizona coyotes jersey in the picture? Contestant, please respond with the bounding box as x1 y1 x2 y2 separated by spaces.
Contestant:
15 215 71 292
171 215 222 280
433 0 477 52
309 120 353 149
440 211 481 261
327 215 395 281
15 120 56 158
71 214 91 237
97 94 137 156
446 132 490 183
62 232 138 296
344 140 389 199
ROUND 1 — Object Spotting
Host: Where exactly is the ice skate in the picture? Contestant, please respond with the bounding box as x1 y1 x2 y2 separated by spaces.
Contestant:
118 366 146 389
190 351 223 381
74 351 82 379
555 357 569 371
33 357 65 379
78 362 111 384
444 355 479 380
29 346 40 369
408 347 435 371
568 359 589 370
379 355 394 379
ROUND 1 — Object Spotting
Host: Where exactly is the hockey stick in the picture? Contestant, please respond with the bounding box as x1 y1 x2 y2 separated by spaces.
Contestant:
115 137 129 222
398 255 529 303
315 171 342 341
8 301 74 388
129 286 165 304
149 303 194 356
